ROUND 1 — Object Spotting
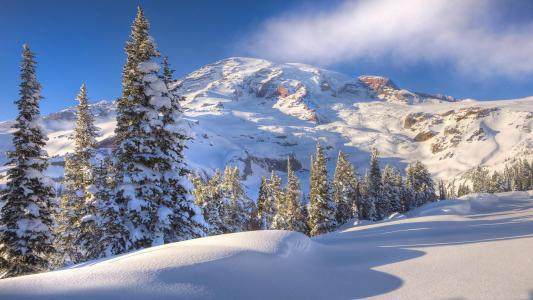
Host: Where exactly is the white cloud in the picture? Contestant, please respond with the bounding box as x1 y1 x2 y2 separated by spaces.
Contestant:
244 0 533 76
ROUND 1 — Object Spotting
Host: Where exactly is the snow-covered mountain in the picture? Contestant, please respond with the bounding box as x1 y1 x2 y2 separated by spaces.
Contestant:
1 57 532 196
1 191 532 299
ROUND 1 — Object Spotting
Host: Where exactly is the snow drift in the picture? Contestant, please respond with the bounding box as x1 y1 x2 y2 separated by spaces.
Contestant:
1 191 532 299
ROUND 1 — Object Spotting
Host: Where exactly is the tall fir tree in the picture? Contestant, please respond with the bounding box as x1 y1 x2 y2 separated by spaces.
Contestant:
88 155 128 258
394 170 411 212
264 171 282 230
162 56 175 89
274 158 308 233
405 161 436 207
54 84 101 266
54 154 83 266
363 148 381 220
438 179 447 201
471 165 490 193
0 45 56 278
308 143 336 236
332 151 359 226
221 166 252 233
381 165 402 215
192 171 225 235
457 182 471 197
257 175 276 230
487 171 505 194
113 7 205 250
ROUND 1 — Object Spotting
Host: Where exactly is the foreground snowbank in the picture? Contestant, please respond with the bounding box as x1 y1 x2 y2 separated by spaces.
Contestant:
1 191 532 299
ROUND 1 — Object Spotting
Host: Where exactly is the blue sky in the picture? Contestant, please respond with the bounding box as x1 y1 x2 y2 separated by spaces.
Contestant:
1 0 532 120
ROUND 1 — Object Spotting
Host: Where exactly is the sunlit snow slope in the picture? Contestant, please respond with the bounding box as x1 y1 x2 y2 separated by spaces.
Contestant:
0 191 532 299
0 57 532 195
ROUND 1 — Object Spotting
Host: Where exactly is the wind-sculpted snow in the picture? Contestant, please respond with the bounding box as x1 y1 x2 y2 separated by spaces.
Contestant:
0 191 532 299
0 58 531 197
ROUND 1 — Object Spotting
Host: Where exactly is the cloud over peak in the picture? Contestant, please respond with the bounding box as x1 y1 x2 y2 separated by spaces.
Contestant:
244 0 533 77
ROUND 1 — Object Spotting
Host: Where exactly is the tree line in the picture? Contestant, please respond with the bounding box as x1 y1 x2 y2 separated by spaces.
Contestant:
192 145 438 237
445 159 533 198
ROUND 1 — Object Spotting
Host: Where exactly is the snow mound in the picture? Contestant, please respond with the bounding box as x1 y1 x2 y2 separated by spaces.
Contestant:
182 230 311 257
413 191 532 217
1 192 532 299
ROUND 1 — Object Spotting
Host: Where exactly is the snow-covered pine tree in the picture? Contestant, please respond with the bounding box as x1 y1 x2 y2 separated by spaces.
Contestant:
405 161 436 206
381 165 402 215
221 166 251 233
162 56 175 88
192 171 225 235
271 169 289 231
471 165 490 193
308 143 336 236
264 171 282 230
365 148 381 220
0 45 56 278
487 171 505 194
53 154 83 267
256 176 271 230
518 158 532 191
282 158 308 233
438 179 446 201
113 7 205 250
87 155 128 258
332 151 358 227
445 179 458 199
54 84 103 267
393 169 411 213
456 182 471 197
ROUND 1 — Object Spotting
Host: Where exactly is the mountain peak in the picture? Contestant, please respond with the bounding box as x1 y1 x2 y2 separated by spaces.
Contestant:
358 75 399 92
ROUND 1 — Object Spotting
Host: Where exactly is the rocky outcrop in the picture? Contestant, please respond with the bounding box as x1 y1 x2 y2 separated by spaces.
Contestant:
359 75 456 104
414 131 437 142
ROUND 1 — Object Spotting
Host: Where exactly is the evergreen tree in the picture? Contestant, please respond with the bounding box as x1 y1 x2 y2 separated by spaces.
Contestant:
162 56 175 88
405 161 436 207
54 155 83 267
88 155 128 258
332 151 358 226
518 159 532 191
278 158 308 233
192 171 225 235
55 84 101 266
221 166 251 233
457 182 471 197
0 45 56 278
487 171 505 194
381 165 402 215
503 165 513 192
256 176 272 230
73 84 101 261
394 170 411 212
446 179 458 199
364 148 381 220
308 143 336 236
272 171 288 231
438 179 447 201
471 165 490 193
113 7 205 249
264 171 282 230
